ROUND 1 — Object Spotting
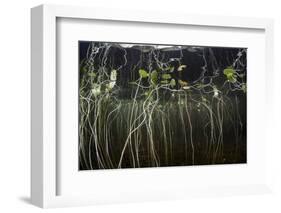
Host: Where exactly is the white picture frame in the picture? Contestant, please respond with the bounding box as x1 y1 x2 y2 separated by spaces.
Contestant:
31 4 274 208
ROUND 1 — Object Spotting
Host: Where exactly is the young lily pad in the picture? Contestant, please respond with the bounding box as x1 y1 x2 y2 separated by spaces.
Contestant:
223 67 235 76
178 79 188 87
223 67 237 83
161 73 172 80
160 80 169 84
91 84 101 96
177 65 187 71
150 70 158 85
107 81 116 90
183 86 190 90
163 66 175 73
170 79 176 88
213 86 219 97
169 66 175 73
139 69 149 78
110 69 117 81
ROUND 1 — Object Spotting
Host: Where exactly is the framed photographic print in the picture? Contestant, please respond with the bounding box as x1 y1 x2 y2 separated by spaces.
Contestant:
31 4 274 208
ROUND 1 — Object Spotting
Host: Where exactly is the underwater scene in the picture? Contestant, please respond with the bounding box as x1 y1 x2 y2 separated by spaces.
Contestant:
79 41 247 170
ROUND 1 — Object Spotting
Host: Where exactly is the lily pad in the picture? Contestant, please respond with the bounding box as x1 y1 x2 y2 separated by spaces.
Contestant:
169 66 175 73
160 80 169 84
163 66 175 73
139 69 149 78
183 86 190 90
178 79 188 87
107 81 116 90
170 79 176 88
150 70 158 85
178 65 187 71
91 84 101 96
223 67 235 76
223 67 237 83
161 73 172 80
213 86 219 97
110 69 117 81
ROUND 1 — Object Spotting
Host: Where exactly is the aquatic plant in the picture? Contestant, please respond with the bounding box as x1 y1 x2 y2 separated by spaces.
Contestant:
79 42 247 170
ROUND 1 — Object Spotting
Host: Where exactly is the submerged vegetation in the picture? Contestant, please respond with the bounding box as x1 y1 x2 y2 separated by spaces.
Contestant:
79 42 247 170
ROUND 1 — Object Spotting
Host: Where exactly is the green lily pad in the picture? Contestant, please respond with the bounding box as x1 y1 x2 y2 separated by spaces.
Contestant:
160 80 169 84
177 65 187 71
161 73 172 80
178 79 188 87
110 69 117 81
170 79 176 88
223 67 235 76
223 67 237 83
139 69 149 78
163 66 175 73
169 66 175 73
150 70 158 85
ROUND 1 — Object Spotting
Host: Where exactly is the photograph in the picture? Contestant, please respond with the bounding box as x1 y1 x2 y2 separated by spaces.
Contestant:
78 41 247 170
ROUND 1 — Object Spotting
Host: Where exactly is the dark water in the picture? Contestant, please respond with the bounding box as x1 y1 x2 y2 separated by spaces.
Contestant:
78 41 247 170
